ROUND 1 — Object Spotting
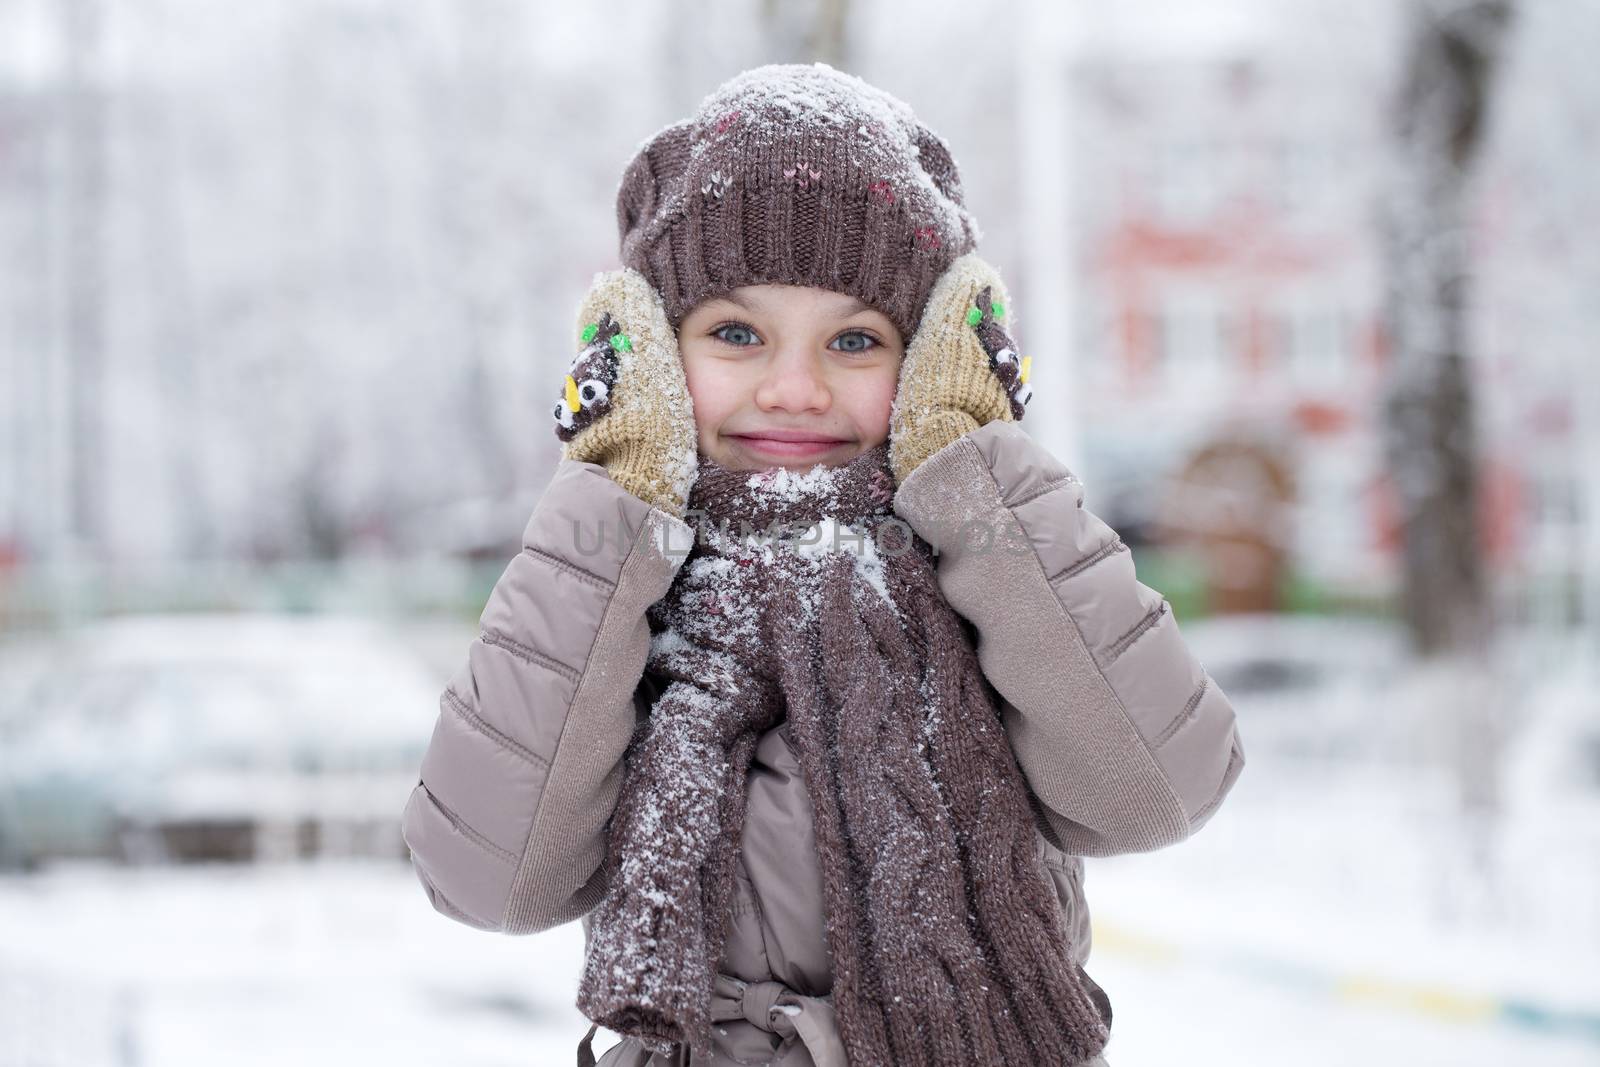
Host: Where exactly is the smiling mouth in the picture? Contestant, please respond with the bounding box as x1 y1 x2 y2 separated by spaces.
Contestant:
728 432 852 457
731 431 850 444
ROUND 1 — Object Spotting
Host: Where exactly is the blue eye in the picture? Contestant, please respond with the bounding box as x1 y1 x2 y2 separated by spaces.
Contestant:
831 331 877 355
713 323 759 346
710 321 880 356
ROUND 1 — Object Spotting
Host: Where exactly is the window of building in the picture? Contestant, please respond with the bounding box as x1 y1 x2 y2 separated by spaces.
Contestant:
1152 290 1234 388
1270 297 1350 385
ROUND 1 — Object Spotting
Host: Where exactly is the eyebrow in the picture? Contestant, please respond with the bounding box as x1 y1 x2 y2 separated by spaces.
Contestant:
719 291 874 318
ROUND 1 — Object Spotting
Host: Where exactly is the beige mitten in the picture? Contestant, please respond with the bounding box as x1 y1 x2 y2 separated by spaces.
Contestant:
550 268 699 518
888 252 1034 484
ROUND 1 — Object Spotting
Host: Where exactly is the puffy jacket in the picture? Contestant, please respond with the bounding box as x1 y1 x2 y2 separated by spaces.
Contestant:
400 420 1246 1066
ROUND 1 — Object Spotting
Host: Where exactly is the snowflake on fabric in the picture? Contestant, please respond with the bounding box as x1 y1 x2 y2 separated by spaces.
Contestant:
553 312 630 442
967 285 1033 420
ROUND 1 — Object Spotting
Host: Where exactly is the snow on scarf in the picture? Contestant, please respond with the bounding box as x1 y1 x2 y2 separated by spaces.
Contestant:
576 441 1112 1065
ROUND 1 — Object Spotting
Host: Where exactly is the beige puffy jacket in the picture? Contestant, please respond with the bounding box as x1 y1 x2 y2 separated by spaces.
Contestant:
401 420 1246 1066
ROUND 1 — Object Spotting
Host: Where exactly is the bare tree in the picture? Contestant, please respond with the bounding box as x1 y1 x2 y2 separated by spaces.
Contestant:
59 0 110 557
1379 0 1514 661
1380 2 1517 919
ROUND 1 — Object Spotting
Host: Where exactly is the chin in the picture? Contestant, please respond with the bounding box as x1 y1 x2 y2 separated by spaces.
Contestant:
773 457 851 470
714 455 845 472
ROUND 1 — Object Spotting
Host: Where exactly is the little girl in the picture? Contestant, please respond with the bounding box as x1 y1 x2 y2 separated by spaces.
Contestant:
401 63 1245 1067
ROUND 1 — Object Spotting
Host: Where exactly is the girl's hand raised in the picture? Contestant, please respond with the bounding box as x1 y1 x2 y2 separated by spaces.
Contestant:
551 268 699 518
888 252 1034 484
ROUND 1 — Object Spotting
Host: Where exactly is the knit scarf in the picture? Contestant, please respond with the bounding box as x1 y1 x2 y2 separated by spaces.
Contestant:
575 442 1112 1065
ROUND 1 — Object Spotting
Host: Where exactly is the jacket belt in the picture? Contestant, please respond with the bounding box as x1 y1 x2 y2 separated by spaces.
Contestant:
708 972 847 1067
575 973 844 1067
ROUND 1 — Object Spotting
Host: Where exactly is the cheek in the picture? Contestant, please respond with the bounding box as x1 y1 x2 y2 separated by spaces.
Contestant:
681 354 738 439
847 364 903 443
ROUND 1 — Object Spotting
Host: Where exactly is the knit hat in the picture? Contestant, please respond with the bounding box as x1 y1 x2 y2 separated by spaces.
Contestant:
614 62 983 343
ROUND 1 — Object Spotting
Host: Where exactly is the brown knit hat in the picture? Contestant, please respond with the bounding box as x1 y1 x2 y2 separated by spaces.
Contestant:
614 62 982 343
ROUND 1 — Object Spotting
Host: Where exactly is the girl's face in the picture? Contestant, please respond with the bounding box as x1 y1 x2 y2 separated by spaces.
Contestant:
677 284 905 471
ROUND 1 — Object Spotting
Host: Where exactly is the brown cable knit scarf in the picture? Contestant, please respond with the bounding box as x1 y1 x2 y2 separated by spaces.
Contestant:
576 442 1112 1065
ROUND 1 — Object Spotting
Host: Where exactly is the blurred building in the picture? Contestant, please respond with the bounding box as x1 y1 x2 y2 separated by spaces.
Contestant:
1055 3 1544 613
1 0 1590 628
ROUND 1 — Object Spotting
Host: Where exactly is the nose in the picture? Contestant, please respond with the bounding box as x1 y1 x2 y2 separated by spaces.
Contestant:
752 346 831 415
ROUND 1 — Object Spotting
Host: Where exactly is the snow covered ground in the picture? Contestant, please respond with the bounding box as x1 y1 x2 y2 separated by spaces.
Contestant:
1 815 1594 1067
1085 757 1600 1065
2 615 1597 1065
0 859 594 1067
3 767 1595 1065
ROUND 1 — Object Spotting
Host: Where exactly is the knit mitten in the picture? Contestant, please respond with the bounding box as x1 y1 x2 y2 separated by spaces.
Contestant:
550 268 699 518
887 252 1034 484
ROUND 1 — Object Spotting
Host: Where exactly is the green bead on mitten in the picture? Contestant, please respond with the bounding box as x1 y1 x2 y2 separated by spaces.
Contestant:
551 268 699 518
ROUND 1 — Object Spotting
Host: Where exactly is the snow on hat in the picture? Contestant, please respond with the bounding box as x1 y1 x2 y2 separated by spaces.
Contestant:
614 62 982 343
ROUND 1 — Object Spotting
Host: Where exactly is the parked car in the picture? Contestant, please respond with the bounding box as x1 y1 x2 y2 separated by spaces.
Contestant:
0 613 441 868
1176 612 1408 761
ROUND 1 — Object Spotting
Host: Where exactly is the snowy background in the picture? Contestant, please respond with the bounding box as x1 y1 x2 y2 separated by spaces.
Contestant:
2 0 1598 1063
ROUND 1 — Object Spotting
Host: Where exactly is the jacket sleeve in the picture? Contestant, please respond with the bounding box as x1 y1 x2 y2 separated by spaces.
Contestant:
892 420 1245 858
400 458 691 934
